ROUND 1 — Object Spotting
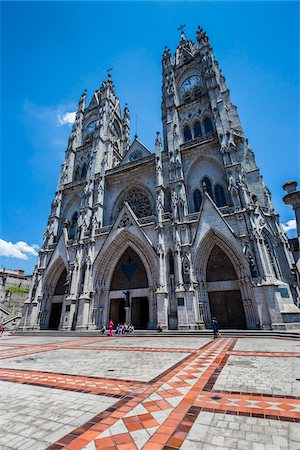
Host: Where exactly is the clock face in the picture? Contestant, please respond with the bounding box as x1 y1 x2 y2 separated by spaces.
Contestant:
180 76 201 93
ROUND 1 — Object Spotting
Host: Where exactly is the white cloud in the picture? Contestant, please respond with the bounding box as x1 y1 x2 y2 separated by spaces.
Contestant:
58 111 76 126
0 239 39 261
282 219 297 233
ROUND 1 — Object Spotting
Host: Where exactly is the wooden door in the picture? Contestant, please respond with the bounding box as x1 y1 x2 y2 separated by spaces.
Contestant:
208 290 246 329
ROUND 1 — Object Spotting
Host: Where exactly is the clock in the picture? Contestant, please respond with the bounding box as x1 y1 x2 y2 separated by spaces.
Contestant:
180 76 201 93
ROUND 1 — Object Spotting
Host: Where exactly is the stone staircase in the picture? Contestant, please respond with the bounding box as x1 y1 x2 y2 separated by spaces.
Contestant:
13 329 300 339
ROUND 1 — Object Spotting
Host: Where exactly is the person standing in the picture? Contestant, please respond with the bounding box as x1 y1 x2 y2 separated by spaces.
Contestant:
0 324 3 336
211 317 220 339
108 320 114 337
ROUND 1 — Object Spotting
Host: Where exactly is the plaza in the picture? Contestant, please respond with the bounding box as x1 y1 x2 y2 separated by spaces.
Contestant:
0 332 299 449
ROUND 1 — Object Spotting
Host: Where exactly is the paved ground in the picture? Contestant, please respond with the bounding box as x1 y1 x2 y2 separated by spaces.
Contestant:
0 333 299 450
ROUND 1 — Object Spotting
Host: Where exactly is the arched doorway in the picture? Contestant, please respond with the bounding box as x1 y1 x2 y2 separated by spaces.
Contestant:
109 247 149 328
48 268 67 330
207 246 246 329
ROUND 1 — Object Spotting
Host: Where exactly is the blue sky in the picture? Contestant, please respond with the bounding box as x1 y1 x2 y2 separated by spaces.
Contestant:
0 1 299 274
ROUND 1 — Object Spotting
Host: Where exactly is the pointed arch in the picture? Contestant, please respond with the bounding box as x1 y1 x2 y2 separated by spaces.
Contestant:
193 121 202 138
204 116 214 134
214 184 227 207
93 229 157 291
110 247 148 290
194 229 249 282
75 166 81 181
44 257 68 294
81 164 87 179
69 211 78 240
183 125 192 142
206 246 238 281
193 189 202 212
54 268 67 295
202 176 213 199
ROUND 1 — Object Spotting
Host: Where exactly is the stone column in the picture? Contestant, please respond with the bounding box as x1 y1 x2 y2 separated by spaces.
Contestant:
283 181 300 241
125 306 130 324
156 293 168 329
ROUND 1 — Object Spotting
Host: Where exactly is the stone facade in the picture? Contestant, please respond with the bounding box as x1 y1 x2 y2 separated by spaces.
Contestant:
20 27 300 331
0 269 32 329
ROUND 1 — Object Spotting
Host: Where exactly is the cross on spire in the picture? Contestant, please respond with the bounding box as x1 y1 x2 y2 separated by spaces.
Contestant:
107 67 113 76
178 24 186 33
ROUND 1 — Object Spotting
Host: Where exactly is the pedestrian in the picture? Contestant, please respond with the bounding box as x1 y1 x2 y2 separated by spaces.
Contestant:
211 317 220 339
117 323 123 335
129 323 134 333
108 319 114 337
157 323 163 332
100 324 106 335
0 324 3 336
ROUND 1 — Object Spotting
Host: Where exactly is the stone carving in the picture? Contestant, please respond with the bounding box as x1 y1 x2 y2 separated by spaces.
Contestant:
182 254 191 285
118 188 152 219
118 213 132 228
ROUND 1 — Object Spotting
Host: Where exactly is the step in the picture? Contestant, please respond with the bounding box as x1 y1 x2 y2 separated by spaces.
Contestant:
13 329 300 339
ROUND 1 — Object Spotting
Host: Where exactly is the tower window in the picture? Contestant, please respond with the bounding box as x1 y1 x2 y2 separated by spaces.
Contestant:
81 164 87 179
214 184 227 207
183 126 192 142
75 167 80 181
204 117 214 134
194 121 202 138
202 177 213 198
193 189 202 212
69 212 78 240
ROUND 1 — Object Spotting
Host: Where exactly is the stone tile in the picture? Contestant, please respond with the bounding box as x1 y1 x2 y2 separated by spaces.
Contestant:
184 412 299 449
235 338 300 353
0 381 117 449
85 337 210 349
214 355 300 395
1 348 187 381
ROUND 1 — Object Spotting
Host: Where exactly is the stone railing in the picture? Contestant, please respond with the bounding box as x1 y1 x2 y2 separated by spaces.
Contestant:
63 179 85 190
162 212 172 221
186 213 199 222
180 132 217 150
138 215 156 226
95 226 111 236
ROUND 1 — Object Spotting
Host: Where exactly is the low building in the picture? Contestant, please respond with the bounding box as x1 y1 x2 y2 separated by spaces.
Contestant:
0 269 32 329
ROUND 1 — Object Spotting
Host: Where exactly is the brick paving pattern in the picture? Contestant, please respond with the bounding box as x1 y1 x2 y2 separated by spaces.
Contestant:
0 333 299 449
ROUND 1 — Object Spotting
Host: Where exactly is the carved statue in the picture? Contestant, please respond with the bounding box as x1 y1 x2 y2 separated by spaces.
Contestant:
123 290 130 308
182 256 190 284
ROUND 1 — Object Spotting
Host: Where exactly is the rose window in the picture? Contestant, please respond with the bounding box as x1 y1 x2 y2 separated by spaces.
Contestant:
118 188 152 218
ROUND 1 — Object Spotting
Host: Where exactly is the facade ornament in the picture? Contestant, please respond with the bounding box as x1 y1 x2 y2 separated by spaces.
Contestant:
118 213 132 228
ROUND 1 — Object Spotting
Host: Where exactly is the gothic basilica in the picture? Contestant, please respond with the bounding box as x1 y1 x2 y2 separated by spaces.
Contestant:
21 27 300 331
